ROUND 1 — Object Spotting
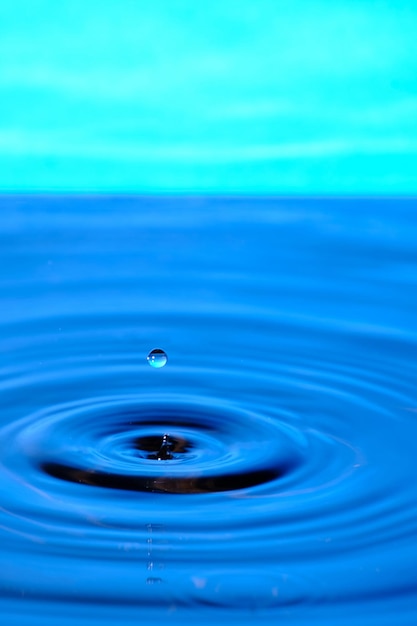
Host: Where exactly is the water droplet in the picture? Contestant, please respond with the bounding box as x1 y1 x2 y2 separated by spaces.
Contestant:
147 348 167 368
156 434 172 460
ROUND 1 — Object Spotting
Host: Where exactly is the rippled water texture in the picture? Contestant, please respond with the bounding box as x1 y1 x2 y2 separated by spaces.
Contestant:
1 197 417 625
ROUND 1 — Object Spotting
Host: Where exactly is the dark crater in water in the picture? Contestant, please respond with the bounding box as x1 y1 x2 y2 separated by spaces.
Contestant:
41 461 282 494
135 433 192 460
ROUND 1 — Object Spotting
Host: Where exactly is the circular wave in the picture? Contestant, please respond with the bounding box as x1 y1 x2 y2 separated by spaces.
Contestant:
23 397 299 494
1 196 417 625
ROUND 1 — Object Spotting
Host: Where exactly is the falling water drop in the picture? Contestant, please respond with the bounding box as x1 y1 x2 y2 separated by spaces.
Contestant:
147 348 168 368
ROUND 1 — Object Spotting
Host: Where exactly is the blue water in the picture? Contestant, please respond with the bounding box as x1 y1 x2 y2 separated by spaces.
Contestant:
1 197 417 625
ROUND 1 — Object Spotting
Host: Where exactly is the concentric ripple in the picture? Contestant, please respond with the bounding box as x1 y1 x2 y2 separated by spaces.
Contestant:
1 198 417 626
14 397 300 494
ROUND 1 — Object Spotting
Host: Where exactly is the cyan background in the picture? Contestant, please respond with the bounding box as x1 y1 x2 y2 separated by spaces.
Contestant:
1 0 417 193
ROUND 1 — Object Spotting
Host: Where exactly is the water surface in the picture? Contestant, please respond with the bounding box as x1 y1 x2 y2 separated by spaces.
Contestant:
1 196 417 625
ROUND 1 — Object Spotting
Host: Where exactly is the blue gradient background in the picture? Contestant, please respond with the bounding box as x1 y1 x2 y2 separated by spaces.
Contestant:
1 0 417 193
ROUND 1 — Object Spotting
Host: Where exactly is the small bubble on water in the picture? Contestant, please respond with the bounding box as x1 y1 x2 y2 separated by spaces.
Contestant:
147 348 167 368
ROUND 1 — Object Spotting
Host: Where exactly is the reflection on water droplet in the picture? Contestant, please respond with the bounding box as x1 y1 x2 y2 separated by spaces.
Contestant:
147 348 167 368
